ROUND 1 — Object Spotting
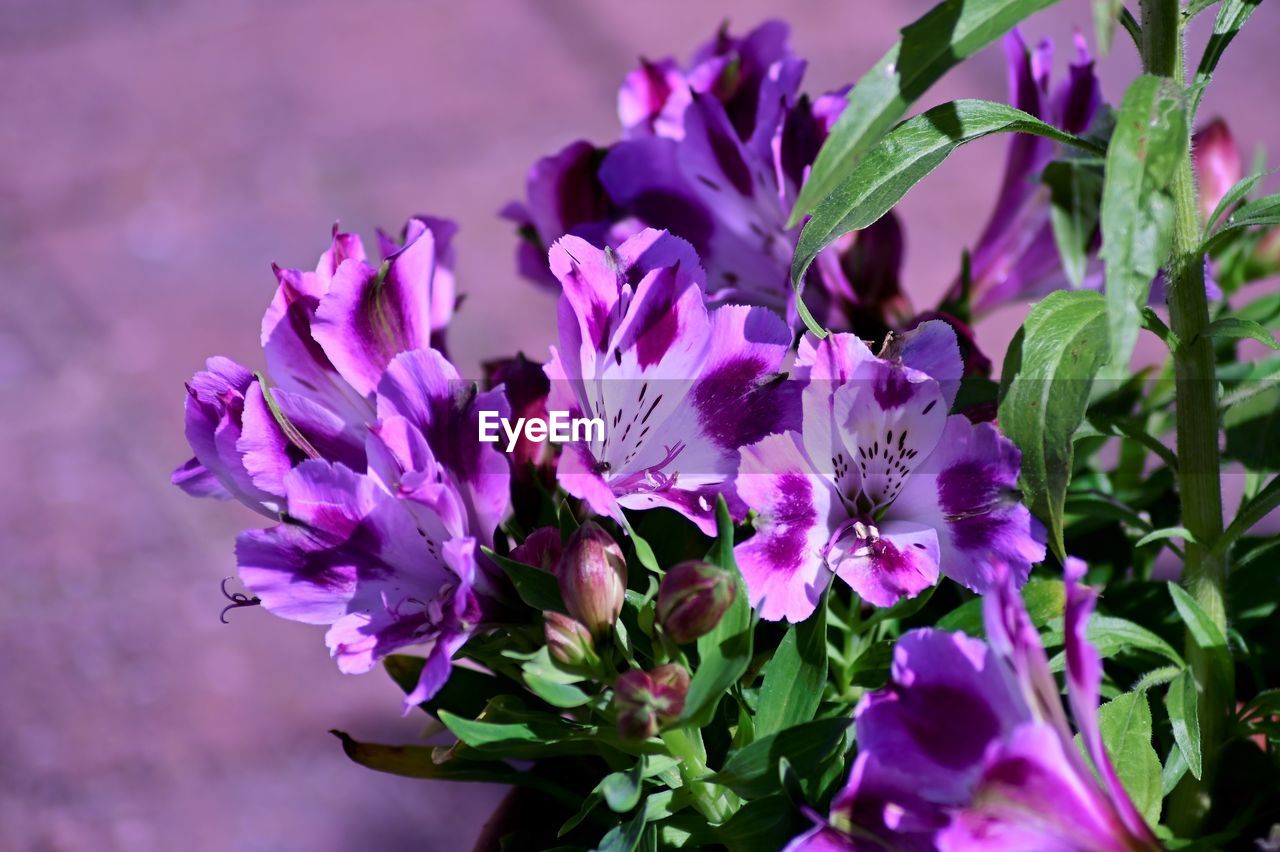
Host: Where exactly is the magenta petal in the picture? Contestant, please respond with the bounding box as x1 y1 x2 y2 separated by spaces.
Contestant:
937 723 1138 852
181 357 276 515
734 433 833 623
1063 559 1157 845
829 520 940 609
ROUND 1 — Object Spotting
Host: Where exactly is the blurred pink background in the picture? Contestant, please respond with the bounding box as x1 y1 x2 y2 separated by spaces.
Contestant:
2 1 1276 849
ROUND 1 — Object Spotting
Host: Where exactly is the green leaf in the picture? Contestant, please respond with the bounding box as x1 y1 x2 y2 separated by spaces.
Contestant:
523 648 592 709
331 730 551 789
677 497 753 728
1195 0 1264 96
792 100 1101 335
754 586 829 737
1204 192 1280 253
484 546 564 612
438 706 600 759
1100 75 1185 380
998 290 1110 559
1223 383 1280 472
1044 158 1105 287
714 796 803 852
1218 474 1280 556
1092 0 1126 55
1203 171 1265 237
847 640 895 688
710 717 852 800
1167 583 1227 650
791 0 1065 225
1200 317 1280 350
1133 526 1196 549
1095 691 1163 826
1161 742 1189 798
601 759 647 813
1168 669 1203 780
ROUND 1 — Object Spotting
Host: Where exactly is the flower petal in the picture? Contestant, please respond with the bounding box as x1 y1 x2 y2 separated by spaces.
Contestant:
855 627 1029 804
734 433 833 622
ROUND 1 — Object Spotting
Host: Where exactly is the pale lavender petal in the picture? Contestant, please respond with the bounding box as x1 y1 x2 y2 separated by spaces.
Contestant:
831 357 948 510
734 433 834 623
261 262 373 428
236 460 463 637
885 318 963 410
171 457 231 500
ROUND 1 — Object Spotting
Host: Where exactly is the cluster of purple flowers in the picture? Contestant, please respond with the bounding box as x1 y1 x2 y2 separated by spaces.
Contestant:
175 19 1196 848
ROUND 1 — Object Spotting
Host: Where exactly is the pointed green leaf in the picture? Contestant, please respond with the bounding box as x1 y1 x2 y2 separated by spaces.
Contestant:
998 290 1110 560
791 0 1065 225
792 100 1101 335
1044 158 1105 287
1100 75 1185 378
1095 691 1163 826
1168 670 1203 780
1201 317 1280 350
754 585 828 736
484 546 564 612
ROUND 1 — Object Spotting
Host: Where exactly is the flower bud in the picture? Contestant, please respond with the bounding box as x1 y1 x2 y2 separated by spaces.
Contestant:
613 664 689 740
1194 118 1242 223
656 560 737 644
510 527 563 573
544 611 599 669
557 521 627 637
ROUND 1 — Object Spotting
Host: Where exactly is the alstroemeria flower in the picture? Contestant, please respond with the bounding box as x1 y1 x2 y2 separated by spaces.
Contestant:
507 21 904 332
176 222 509 709
233 347 511 709
545 228 795 535
735 321 1044 621
787 561 1160 851
953 30 1102 315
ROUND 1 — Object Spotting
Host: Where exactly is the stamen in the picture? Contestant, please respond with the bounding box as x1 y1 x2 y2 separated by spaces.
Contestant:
219 577 261 624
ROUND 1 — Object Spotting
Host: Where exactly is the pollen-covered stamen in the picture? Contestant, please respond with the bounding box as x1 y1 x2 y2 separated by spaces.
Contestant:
822 517 881 565
609 441 687 495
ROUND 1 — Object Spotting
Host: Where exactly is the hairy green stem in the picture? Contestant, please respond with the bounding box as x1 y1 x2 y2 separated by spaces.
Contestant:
1141 0 1230 833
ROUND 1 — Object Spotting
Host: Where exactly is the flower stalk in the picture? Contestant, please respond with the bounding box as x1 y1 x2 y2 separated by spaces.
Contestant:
1141 0 1230 831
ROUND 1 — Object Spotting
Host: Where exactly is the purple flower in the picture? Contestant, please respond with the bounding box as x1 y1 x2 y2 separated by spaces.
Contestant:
235 461 482 711
545 228 795 535
735 321 1044 621
236 348 512 710
176 222 510 709
507 21 905 331
953 30 1102 315
787 561 1160 851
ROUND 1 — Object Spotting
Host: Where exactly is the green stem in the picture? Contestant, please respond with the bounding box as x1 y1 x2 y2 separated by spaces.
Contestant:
660 727 738 823
1141 0 1230 833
